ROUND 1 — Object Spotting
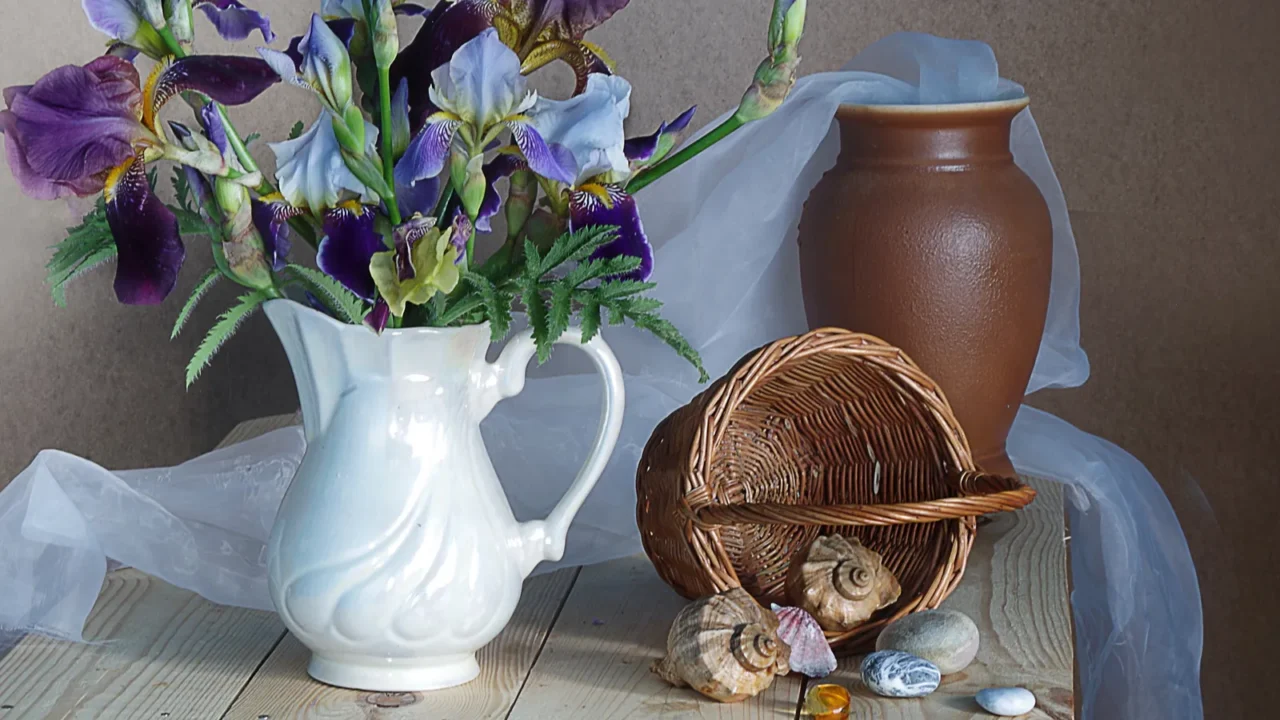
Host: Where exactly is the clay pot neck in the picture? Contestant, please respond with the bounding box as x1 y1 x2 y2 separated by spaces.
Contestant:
835 98 1028 167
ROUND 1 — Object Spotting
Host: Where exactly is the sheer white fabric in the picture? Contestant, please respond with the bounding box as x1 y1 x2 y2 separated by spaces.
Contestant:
0 33 1200 718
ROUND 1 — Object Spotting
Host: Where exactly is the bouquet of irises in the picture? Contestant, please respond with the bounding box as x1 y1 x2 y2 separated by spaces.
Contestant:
1 0 806 385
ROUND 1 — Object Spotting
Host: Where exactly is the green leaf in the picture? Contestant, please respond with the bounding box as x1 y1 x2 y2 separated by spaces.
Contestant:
185 289 272 387
580 293 602 343
171 268 220 339
547 281 573 347
463 271 512 341
627 310 708 382
536 224 618 276
596 280 657 300
51 244 117 307
173 206 215 236
172 168 193 213
521 276 552 363
563 255 643 288
46 201 115 307
288 121 305 140
284 264 365 324
243 132 261 146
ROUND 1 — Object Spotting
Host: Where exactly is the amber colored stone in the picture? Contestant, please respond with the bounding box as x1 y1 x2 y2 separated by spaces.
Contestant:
803 683 851 720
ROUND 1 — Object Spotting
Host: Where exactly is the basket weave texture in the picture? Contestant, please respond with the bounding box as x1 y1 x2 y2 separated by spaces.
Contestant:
636 329 1036 652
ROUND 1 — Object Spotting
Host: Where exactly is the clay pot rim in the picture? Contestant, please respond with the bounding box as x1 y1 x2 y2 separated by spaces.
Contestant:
838 95 1029 117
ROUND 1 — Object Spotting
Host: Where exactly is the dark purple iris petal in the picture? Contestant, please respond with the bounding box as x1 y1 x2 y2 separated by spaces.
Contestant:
570 185 651 281
396 3 429 15
364 298 391 332
251 199 292 271
396 174 441 219
476 153 525 233
390 0 493 132
156 56 280 109
106 157 186 304
318 206 384 301
194 0 275 43
0 56 143 199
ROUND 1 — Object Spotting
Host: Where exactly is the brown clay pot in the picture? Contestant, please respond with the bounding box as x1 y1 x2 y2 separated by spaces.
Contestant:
796 97 1052 477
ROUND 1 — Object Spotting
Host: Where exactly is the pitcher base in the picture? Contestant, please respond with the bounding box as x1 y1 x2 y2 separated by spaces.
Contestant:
308 652 481 692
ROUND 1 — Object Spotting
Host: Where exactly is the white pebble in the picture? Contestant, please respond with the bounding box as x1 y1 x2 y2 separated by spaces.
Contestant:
975 687 1036 716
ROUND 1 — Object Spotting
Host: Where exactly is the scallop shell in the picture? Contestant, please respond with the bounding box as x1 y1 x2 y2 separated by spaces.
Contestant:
771 604 837 678
786 535 902 632
652 588 791 703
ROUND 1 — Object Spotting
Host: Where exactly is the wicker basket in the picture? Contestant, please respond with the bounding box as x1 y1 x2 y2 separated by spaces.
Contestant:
636 329 1036 652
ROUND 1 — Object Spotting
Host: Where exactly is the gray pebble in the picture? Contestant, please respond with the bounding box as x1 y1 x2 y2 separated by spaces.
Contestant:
975 687 1036 716
875 608 980 674
859 650 940 698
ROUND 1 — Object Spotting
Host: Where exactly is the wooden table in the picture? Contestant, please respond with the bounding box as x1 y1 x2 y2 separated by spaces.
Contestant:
0 416 1074 719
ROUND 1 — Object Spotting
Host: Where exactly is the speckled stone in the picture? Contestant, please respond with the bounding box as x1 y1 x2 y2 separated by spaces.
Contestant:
875 608 980 674
859 650 940 698
975 687 1037 716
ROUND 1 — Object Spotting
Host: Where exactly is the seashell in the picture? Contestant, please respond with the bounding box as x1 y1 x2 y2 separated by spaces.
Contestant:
859 650 940 698
652 587 791 703
786 534 902 632
771 604 837 678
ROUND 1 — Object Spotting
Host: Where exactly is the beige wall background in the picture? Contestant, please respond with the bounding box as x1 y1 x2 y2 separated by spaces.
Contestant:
2 1 1276 716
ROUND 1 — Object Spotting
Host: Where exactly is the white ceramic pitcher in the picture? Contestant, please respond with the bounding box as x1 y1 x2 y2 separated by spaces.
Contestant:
263 299 625 692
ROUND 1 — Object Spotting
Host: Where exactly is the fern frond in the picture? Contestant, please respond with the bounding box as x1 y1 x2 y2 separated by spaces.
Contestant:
185 289 272 388
627 311 708 382
536 224 619 276
463 271 513 341
580 293 602 343
520 276 552 362
171 268 220 339
284 264 365 324
51 245 117 307
546 281 573 346
563 255 642 288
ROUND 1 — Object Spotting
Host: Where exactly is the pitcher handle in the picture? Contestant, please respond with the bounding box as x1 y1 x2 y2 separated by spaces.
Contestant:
485 327 626 577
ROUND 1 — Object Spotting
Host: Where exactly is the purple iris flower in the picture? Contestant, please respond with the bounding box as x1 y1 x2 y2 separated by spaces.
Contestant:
394 29 575 192
1 56 144 200
524 72 652 280
1 53 277 303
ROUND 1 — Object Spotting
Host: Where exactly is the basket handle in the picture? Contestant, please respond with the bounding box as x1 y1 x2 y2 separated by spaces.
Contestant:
690 471 1036 529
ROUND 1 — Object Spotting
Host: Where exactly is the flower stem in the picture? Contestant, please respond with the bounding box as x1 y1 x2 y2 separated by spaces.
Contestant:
157 27 260 177
155 26 319 250
376 66 402 226
627 114 745 194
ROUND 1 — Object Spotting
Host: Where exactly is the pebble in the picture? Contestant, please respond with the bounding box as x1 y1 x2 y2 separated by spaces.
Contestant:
874 608 979 674
975 687 1037 716
859 650 940 698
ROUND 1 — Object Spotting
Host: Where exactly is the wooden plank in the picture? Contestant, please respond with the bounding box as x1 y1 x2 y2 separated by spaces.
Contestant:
0 570 283 719
0 414 300 720
507 555 805 720
222 567 580 720
830 477 1075 719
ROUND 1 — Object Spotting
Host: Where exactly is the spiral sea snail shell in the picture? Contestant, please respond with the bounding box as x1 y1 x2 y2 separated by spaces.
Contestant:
785 534 902 632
